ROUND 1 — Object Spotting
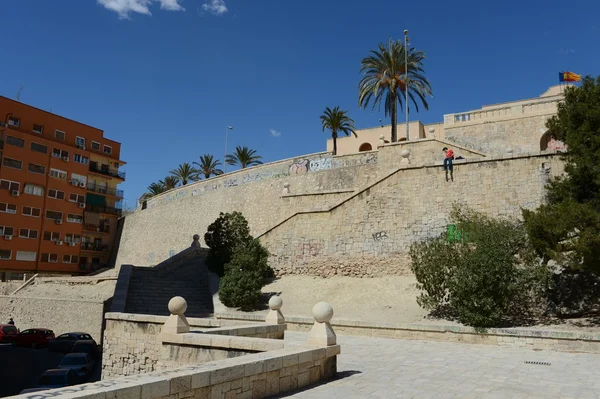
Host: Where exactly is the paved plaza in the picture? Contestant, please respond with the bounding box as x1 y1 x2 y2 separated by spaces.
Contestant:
280 331 600 399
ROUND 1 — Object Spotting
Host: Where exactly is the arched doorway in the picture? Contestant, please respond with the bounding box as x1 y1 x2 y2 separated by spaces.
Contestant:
359 143 373 152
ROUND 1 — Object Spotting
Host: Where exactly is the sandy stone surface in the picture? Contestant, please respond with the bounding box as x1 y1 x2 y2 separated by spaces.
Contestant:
15 280 116 301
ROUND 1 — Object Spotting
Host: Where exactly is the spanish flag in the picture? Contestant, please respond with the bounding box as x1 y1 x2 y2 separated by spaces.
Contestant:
559 71 582 82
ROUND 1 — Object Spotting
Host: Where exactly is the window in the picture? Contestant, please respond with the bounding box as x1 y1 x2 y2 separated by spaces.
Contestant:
45 210 62 220
2 158 22 169
69 193 85 203
41 253 59 263
76 136 86 148
0 226 15 236
55 130 66 141
7 116 19 127
91 141 100 151
28 163 46 175
63 255 79 264
32 124 44 134
49 168 68 180
31 142 48 154
71 173 87 185
52 148 69 158
23 206 41 217
73 154 89 165
24 184 44 196
6 136 24 148
19 229 38 239
16 251 37 262
103 145 112 154
0 250 11 260
48 189 65 200
0 180 20 192
67 214 83 223
65 234 81 244
0 203 17 214
43 231 60 241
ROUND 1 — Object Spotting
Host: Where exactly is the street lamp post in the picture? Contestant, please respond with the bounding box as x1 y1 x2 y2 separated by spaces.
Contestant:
224 126 233 173
404 29 409 141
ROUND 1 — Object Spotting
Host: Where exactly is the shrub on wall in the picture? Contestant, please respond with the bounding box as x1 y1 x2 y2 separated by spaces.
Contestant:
410 204 549 328
204 211 253 276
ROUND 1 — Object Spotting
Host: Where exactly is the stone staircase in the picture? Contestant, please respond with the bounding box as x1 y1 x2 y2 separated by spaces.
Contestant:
111 236 214 317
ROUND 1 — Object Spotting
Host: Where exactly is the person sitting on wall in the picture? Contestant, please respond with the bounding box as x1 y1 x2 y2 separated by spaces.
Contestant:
8 318 14 326
442 147 454 181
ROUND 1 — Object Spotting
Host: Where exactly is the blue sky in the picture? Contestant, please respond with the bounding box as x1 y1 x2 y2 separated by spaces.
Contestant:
1 0 598 207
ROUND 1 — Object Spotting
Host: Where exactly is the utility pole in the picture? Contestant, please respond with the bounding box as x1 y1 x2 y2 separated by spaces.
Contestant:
224 126 233 173
404 30 409 141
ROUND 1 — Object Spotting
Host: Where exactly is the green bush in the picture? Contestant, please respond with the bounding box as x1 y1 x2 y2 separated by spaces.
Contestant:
410 204 549 328
218 268 263 311
227 238 273 277
204 211 253 276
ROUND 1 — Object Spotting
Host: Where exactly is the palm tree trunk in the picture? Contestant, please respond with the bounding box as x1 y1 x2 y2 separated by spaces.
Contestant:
333 131 338 155
390 93 397 142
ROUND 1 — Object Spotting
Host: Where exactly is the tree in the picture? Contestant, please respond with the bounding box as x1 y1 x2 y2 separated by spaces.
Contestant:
193 154 224 179
358 39 432 142
160 176 180 190
204 211 253 276
146 182 166 197
226 146 263 169
320 106 357 155
170 163 198 185
523 76 600 275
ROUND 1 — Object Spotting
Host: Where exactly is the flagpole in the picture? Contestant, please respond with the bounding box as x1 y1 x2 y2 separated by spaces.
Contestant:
404 29 409 141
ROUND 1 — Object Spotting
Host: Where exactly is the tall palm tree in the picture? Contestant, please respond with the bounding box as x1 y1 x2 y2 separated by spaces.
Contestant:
320 106 357 155
146 182 166 197
193 154 224 179
160 176 180 190
358 39 432 142
226 146 263 169
170 163 198 185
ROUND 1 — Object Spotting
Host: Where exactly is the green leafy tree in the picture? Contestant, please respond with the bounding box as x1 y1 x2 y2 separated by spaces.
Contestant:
358 39 432 142
193 154 224 179
411 204 548 327
146 182 166 197
320 106 357 155
204 211 253 276
523 76 600 274
160 176 180 190
226 146 263 169
170 162 198 185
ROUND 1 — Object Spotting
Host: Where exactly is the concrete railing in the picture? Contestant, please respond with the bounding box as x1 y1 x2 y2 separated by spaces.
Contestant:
444 98 560 126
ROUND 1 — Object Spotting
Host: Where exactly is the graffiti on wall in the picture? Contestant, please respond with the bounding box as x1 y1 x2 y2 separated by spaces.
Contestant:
372 231 388 241
294 240 323 260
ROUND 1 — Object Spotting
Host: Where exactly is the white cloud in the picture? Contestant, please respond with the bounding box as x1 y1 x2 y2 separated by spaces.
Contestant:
270 129 281 138
98 0 184 19
202 0 228 15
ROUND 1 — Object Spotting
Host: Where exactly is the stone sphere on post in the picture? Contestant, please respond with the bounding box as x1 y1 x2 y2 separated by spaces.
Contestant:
191 234 201 248
168 296 188 316
312 302 334 323
265 295 285 325
282 182 290 195
269 295 283 311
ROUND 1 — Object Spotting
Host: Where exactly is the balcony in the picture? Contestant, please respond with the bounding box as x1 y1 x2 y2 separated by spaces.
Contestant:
85 204 123 217
89 163 125 180
80 242 109 252
79 263 107 272
87 183 124 198
83 224 111 234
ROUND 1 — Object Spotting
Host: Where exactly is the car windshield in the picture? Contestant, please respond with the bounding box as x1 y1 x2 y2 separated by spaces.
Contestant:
1 326 17 334
74 343 94 352
38 374 66 386
61 356 86 366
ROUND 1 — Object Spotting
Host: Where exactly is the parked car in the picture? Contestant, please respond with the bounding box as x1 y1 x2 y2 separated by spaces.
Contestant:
48 332 96 353
14 328 55 348
0 324 18 344
58 353 95 381
70 339 100 359
23 369 80 392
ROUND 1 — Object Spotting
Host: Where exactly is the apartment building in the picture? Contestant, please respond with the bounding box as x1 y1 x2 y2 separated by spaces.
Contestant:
0 96 125 275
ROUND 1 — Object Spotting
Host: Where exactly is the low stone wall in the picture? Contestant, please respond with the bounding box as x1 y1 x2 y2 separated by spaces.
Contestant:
215 312 600 354
0 295 107 343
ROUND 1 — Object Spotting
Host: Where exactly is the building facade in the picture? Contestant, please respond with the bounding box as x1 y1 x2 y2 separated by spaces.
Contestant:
0 96 125 275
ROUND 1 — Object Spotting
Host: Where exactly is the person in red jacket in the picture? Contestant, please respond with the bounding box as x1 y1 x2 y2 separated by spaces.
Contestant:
442 147 454 180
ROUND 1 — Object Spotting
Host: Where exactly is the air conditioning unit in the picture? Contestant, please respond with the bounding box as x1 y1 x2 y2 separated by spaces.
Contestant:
55 219 62 225
0 122 7 128
62 156 69 162
79 182 85 188
69 242 76 247
56 241 63 246
6 209 16 214
11 190 19 196
71 180 79 186
52 153 60 158
81 146 86 151
4 235 12 241
79 203 86 208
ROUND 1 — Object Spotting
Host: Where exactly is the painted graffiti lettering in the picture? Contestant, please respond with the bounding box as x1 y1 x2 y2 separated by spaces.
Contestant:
309 157 332 172
289 159 309 174
372 231 388 241
294 241 323 260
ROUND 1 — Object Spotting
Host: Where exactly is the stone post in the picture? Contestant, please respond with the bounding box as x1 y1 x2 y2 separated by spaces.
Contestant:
307 302 336 346
191 234 201 248
378 135 385 147
282 182 290 195
400 148 411 165
162 296 190 334
265 295 285 325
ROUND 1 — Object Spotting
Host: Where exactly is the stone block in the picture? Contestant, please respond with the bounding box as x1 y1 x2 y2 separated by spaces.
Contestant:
170 375 192 394
211 364 245 385
251 378 267 397
141 379 170 398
